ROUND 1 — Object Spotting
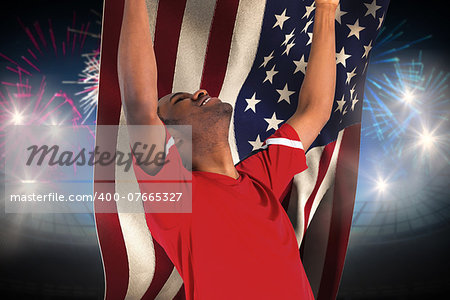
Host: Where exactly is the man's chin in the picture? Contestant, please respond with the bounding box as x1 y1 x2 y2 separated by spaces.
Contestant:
204 101 233 116
192 103 232 129
220 102 233 114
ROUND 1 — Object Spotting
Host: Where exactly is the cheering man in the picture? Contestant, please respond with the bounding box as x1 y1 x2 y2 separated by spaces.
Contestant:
118 0 339 298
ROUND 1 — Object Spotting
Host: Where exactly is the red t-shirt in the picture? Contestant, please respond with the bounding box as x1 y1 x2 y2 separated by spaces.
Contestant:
132 123 314 299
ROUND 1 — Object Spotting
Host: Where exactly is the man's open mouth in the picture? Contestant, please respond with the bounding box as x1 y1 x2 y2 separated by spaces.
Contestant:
200 96 212 106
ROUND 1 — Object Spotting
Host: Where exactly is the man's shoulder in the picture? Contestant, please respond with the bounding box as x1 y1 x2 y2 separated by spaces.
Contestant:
237 123 304 164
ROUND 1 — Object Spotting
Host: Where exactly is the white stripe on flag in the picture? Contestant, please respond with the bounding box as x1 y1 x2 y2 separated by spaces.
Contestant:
263 137 304 150
307 130 344 228
116 122 156 299
218 0 268 164
288 129 343 247
115 1 161 295
288 145 325 246
172 0 216 93
118 213 155 299
145 0 159 42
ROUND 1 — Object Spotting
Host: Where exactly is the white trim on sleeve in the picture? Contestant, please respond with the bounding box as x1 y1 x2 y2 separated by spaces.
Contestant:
261 137 304 150
165 136 175 156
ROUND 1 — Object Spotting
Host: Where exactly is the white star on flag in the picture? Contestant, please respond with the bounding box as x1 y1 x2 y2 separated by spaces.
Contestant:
350 84 356 99
244 93 261 113
276 84 295 104
302 19 313 33
362 41 373 58
346 68 357 84
335 4 348 24
378 14 385 30
282 28 295 46
264 112 283 131
273 9 290 30
306 32 313 45
303 3 315 19
364 0 382 18
351 95 359 111
336 47 351 67
248 135 263 151
260 50 274 68
263 65 278 83
347 19 365 40
283 39 296 56
335 95 346 113
293 55 307 74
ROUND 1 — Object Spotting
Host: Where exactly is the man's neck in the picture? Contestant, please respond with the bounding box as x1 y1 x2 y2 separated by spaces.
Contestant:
192 142 239 179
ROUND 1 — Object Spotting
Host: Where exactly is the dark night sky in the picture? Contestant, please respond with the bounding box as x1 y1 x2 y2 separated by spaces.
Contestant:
1 0 448 52
1 0 448 70
383 0 449 72
1 0 103 49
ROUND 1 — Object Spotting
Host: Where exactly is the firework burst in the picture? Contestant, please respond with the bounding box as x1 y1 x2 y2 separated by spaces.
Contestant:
350 20 450 241
0 9 100 243
0 10 100 160
63 51 100 123
364 53 449 165
0 9 101 123
362 20 432 145
63 9 101 124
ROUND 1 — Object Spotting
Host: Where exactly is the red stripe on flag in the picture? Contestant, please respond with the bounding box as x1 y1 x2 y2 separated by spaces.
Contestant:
153 0 188 97
95 0 128 299
200 0 240 96
141 241 178 299
94 211 129 299
303 141 337 236
96 1 123 126
316 124 361 300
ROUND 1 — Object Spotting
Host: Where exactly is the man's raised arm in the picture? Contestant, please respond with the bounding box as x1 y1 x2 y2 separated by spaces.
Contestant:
118 0 165 174
287 0 339 151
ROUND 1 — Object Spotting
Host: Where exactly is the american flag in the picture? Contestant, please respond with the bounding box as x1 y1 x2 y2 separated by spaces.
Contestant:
94 0 390 299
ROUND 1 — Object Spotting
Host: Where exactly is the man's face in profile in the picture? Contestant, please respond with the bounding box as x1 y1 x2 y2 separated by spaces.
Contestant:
157 89 233 131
